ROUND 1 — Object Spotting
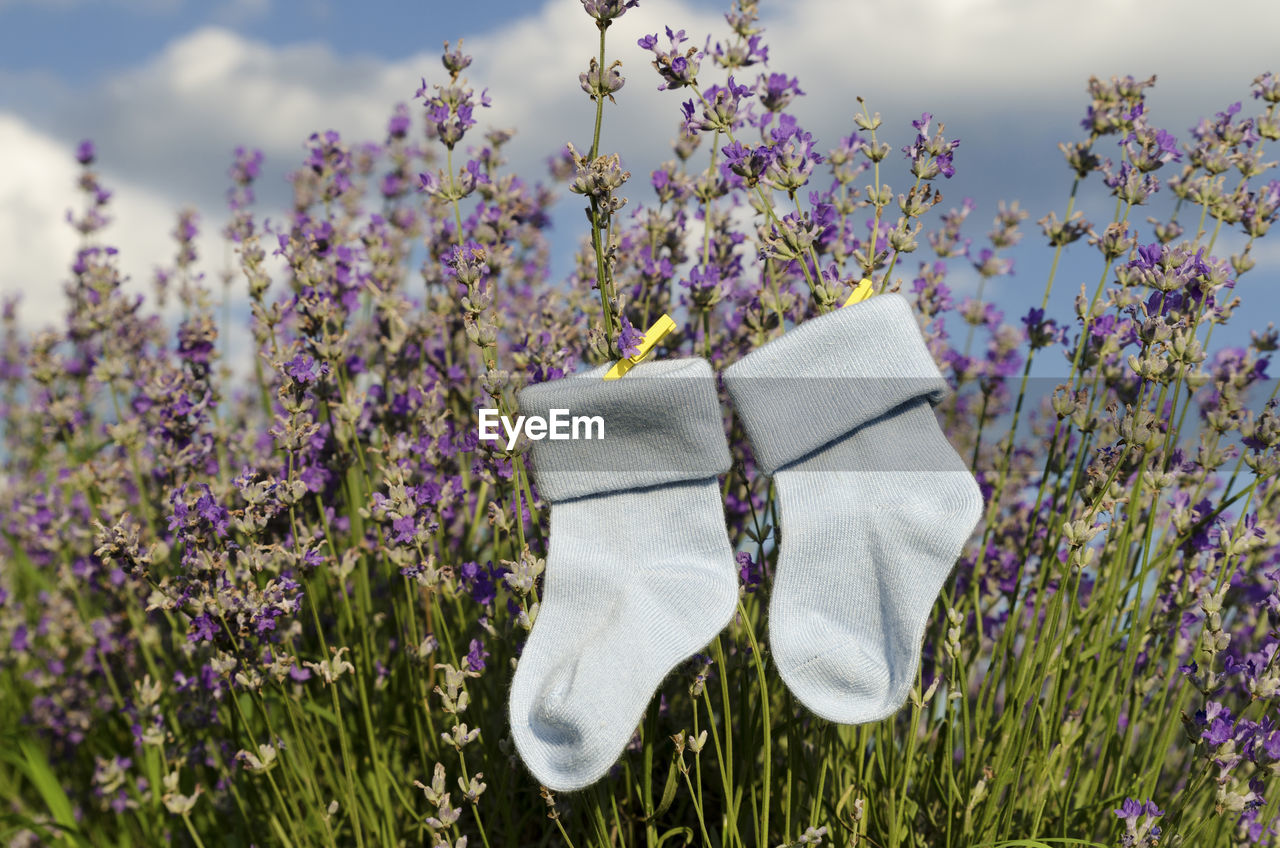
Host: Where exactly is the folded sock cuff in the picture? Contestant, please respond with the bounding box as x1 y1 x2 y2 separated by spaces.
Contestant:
515 357 730 503
722 293 947 476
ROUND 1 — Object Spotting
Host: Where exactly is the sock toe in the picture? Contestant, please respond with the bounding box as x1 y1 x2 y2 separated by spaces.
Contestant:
512 655 617 790
777 634 893 722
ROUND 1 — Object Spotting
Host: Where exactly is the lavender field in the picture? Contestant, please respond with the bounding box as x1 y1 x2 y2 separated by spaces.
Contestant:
1 0 1278 845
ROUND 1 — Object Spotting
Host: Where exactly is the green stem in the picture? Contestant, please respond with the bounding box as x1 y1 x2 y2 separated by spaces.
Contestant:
588 22 616 345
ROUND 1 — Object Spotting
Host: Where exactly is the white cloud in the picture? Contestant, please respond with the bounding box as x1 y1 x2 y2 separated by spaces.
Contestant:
90 26 415 173
0 114 227 332
0 26 427 334
0 116 80 329
763 0 1275 92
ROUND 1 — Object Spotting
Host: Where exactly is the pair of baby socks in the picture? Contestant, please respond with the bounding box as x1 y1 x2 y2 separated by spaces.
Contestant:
508 293 983 790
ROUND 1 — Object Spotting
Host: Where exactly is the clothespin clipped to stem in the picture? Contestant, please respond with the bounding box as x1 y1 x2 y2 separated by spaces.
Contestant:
603 314 677 381
842 277 874 308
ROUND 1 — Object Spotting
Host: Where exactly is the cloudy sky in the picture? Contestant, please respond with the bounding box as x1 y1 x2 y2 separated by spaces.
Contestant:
2 0 1277 359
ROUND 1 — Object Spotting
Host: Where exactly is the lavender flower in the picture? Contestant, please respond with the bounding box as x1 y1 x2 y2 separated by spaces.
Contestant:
638 27 701 91
616 313 644 357
758 72 803 113
902 112 960 180
682 76 752 134
764 114 823 192
580 0 638 23
721 139 774 187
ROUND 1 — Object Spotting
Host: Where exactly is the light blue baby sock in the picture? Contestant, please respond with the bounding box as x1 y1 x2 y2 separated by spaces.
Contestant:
723 293 982 723
510 357 738 790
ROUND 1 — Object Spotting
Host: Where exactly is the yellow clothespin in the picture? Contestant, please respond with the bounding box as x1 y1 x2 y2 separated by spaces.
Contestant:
842 277 874 308
603 313 677 381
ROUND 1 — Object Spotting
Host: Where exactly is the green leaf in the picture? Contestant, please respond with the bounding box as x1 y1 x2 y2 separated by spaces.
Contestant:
269 815 297 848
144 745 163 806
0 761 93 848
656 825 693 846
16 739 79 836
653 756 680 820
299 699 340 727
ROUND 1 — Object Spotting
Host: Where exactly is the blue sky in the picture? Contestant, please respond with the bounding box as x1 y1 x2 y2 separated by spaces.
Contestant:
0 1 574 79
1 0 1277 369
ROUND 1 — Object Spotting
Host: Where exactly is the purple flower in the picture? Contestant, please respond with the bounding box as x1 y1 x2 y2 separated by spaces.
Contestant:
1022 307 1064 349
580 0 638 22
764 114 823 191
617 313 644 358
1102 159 1160 204
460 561 498 606
902 112 960 180
391 515 417 544
683 264 724 308
1204 715 1234 746
710 33 767 69
736 551 762 592
441 40 472 76
1262 731 1280 761
758 73 803 113
973 248 1013 278
194 486 230 538
683 76 753 133
1123 125 1181 171
721 140 774 186
464 638 490 672
284 354 324 384
446 242 490 286
75 139 95 165
387 103 411 140
188 613 218 644
638 27 700 91
1114 796 1164 845
229 146 263 185
1114 798 1143 823
416 67 488 150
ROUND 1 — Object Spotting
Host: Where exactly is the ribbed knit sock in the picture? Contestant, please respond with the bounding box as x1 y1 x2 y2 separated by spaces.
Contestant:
723 293 982 724
509 357 738 790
